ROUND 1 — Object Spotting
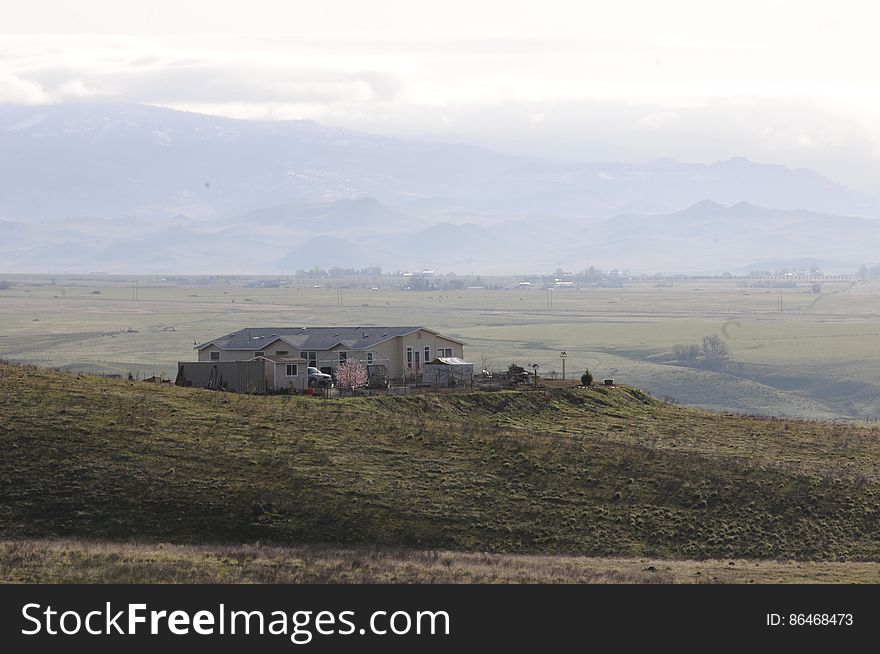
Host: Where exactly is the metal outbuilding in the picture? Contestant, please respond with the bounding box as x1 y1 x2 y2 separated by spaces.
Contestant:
422 357 475 386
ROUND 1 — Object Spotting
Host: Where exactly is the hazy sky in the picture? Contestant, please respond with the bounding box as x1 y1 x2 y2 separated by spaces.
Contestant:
3 0 880 190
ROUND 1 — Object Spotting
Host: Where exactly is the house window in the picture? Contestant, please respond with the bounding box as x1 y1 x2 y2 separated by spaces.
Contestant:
286 364 298 376
338 351 348 364
367 351 375 365
301 351 317 367
209 351 220 361
276 350 289 356
424 346 430 362
406 346 413 368
255 351 265 358
439 347 453 358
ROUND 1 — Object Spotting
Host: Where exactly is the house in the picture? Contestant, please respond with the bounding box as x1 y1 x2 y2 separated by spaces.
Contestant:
191 326 466 382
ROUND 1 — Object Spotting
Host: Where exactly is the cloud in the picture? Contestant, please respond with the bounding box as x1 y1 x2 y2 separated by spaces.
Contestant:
0 73 49 104
1 34 406 106
1 30 864 109
2 29 880 191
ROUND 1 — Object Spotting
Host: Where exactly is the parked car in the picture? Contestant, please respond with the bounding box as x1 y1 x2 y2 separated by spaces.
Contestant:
308 366 333 387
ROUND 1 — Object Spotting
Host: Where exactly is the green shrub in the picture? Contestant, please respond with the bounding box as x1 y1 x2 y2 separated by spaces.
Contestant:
581 369 593 386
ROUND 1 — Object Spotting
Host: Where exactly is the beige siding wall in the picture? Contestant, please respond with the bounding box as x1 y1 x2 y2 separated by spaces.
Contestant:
394 330 464 377
198 337 295 363
372 340 402 375
198 344 219 362
349 332 463 378
269 360 308 392
261 339 297 358
303 345 396 374
199 347 264 362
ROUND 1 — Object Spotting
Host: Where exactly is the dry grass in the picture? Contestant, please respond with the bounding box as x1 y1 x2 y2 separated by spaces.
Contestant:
2 539 877 584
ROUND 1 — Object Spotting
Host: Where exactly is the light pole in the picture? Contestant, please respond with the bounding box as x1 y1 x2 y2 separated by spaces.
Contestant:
532 363 539 388
560 350 567 380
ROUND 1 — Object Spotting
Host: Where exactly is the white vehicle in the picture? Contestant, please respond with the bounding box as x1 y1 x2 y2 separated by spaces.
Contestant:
308 367 333 387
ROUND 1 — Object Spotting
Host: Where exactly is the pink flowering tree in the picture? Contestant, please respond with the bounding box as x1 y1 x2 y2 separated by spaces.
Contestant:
335 359 368 394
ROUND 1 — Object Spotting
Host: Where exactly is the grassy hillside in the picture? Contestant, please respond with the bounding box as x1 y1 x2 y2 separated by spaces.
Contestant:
0 364 877 560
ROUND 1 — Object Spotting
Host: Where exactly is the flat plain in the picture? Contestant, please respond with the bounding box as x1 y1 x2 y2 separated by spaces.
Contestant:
1 274 879 419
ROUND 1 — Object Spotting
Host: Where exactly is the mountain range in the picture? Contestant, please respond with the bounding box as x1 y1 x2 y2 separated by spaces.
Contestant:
1 103 878 274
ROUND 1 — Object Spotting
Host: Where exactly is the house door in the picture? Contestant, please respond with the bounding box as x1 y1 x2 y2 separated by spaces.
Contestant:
413 350 420 369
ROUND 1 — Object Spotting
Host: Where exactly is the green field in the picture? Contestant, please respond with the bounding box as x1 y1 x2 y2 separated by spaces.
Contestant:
1 364 878 569
1 274 879 419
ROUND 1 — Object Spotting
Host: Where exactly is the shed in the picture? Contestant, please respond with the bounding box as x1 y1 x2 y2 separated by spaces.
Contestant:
422 357 474 386
252 355 309 392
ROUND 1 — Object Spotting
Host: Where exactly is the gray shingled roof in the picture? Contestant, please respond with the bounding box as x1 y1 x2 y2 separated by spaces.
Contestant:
196 326 463 351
